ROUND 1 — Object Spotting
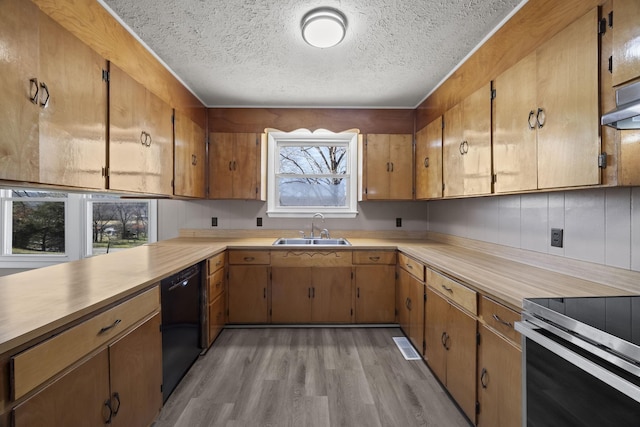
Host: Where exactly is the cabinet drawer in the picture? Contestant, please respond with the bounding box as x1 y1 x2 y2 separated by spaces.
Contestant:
208 293 225 342
352 251 396 265
11 286 160 400
228 250 270 265
398 253 425 281
270 250 352 267
427 269 477 315
207 251 226 274
208 268 225 302
479 296 521 345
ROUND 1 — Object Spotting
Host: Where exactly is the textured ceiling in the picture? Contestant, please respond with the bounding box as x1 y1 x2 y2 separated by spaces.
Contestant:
100 0 525 108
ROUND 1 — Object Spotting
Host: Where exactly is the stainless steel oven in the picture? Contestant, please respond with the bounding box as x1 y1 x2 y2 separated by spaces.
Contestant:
515 296 640 427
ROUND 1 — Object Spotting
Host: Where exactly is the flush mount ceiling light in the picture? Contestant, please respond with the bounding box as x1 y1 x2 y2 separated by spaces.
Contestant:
301 7 347 48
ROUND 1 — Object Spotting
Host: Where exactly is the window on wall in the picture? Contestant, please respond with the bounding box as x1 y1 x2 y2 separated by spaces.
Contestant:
267 129 359 217
0 189 157 269
86 195 152 256
8 190 66 255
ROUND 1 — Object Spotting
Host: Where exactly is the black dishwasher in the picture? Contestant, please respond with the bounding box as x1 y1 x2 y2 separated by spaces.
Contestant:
160 263 202 402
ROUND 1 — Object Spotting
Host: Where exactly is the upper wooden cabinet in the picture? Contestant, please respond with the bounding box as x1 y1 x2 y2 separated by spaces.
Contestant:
109 64 173 195
415 117 443 199
174 111 206 198
0 0 106 189
536 8 599 189
494 8 600 191
362 134 413 200
443 84 492 197
209 133 266 200
612 0 640 86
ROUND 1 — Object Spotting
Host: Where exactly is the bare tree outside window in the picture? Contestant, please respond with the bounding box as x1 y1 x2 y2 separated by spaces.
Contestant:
278 144 348 207
92 201 149 254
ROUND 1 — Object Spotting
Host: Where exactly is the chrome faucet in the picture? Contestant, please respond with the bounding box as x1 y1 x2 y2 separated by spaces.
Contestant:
310 213 324 238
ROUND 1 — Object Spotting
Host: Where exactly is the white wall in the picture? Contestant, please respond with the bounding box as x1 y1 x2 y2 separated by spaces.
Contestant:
158 199 429 241
428 187 640 272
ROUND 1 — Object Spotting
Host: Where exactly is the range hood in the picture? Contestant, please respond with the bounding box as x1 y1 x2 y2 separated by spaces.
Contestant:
602 80 640 129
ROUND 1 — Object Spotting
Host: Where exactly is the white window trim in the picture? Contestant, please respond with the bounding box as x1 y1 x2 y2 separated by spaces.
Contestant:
0 190 158 269
266 128 359 218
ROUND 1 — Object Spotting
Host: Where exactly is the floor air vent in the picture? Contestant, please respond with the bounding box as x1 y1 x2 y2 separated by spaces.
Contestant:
393 337 421 360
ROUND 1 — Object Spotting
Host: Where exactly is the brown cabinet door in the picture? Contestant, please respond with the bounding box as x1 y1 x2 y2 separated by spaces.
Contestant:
388 134 414 200
612 0 640 86
477 324 522 427
446 303 477 423
493 53 538 193
109 313 163 427
271 267 312 323
312 267 352 323
174 110 206 198
415 117 443 200
233 133 259 199
38 12 106 189
355 265 395 323
228 265 269 323
364 134 391 199
425 288 448 384
396 268 411 336
0 0 40 183
461 83 492 196
443 103 465 197
109 64 173 195
408 278 425 355
537 8 599 189
209 132 235 198
12 349 111 427
208 293 226 343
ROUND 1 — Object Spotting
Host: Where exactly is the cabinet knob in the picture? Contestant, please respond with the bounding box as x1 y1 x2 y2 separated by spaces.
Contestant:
536 108 546 128
424 157 429 168
480 368 488 388
39 81 50 108
29 78 39 104
528 110 536 130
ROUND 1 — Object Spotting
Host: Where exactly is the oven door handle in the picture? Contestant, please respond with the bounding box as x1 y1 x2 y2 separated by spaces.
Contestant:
515 320 640 404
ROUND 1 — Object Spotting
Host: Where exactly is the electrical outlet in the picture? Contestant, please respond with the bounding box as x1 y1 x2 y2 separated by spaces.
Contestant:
396 218 402 227
551 228 563 248
257 217 263 227
211 217 218 227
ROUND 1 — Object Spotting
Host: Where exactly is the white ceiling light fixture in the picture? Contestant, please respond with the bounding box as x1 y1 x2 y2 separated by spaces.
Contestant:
301 7 347 49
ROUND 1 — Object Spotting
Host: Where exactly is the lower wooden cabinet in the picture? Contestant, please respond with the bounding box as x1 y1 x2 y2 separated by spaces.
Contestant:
208 293 225 342
227 265 269 323
425 287 477 423
205 251 226 346
354 265 395 323
12 313 162 427
477 323 522 427
396 264 425 354
271 267 353 323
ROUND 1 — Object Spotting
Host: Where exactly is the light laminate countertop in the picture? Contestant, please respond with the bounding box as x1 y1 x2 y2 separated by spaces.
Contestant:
1 235 638 355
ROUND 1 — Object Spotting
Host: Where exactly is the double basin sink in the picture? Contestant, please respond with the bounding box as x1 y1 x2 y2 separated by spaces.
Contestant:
272 237 351 246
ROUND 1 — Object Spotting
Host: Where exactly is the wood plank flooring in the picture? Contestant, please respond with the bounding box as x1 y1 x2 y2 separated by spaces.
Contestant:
153 328 471 427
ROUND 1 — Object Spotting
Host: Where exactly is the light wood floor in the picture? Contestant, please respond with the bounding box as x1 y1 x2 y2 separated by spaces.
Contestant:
153 328 471 427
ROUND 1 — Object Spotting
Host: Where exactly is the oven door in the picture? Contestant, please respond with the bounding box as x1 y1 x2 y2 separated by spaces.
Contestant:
516 319 640 427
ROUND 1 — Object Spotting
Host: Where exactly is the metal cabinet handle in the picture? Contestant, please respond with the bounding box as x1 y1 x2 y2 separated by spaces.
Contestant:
480 368 488 389
369 256 380 262
243 257 255 262
462 141 469 154
140 131 151 147
357 287 360 298
407 297 412 311
424 157 429 168
39 81 50 108
233 161 237 170
146 133 152 147
29 78 39 104
492 313 513 328
386 162 390 172
528 110 536 130
443 332 450 350
112 392 121 415
98 319 121 335
229 161 233 171
103 399 113 423
441 284 453 294
406 263 413 269
312 287 315 298
441 331 447 347
536 108 546 128
192 154 197 166
459 141 465 155
263 288 266 299
390 162 394 172
308 287 312 298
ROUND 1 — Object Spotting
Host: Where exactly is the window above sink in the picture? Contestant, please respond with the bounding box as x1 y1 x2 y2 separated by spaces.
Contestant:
266 128 360 218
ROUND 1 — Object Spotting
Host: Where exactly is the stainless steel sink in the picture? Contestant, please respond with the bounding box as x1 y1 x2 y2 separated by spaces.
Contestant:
272 237 351 246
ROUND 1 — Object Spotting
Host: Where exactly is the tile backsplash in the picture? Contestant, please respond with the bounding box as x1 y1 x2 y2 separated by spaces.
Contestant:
428 187 640 272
